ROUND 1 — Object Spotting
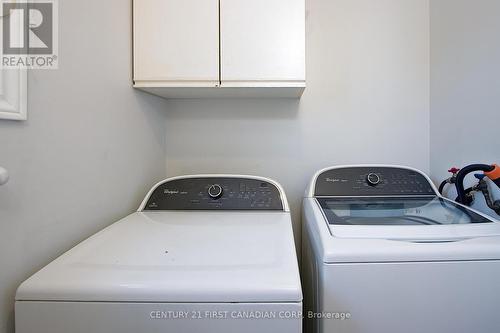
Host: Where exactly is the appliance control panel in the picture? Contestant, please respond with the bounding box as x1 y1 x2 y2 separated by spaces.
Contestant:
143 177 284 211
314 167 436 197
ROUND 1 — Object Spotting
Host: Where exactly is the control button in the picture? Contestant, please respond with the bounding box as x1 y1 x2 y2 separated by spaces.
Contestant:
208 184 223 199
366 173 381 186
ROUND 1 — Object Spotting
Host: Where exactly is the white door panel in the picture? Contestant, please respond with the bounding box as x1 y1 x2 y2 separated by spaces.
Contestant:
220 0 305 85
133 0 219 85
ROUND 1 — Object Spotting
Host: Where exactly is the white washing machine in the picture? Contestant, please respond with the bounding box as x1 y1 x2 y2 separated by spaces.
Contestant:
302 165 500 333
16 175 302 333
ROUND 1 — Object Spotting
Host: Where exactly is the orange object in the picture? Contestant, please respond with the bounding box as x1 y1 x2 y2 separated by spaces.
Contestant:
485 164 500 180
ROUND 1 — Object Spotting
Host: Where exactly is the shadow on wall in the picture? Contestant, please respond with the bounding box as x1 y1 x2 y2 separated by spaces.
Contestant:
162 98 303 165
131 90 170 151
164 98 301 120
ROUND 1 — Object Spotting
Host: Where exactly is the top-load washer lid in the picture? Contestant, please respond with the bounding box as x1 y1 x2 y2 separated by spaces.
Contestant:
16 175 302 303
304 165 500 263
318 196 491 226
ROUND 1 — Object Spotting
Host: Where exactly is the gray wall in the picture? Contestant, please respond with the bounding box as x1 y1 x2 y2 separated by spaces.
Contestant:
164 0 431 246
430 0 500 182
0 1 167 332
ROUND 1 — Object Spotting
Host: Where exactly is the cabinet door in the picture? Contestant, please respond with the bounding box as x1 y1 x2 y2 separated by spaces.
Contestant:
133 0 219 86
220 0 305 87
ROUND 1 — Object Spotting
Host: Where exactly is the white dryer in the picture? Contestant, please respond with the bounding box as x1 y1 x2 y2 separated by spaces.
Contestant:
302 165 500 333
16 175 302 333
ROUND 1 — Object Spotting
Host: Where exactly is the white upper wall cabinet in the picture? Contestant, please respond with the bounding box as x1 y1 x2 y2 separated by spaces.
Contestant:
133 0 220 87
133 0 305 98
220 0 305 88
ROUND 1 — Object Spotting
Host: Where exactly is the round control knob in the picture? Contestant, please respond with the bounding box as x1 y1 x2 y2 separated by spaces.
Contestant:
208 184 223 199
366 173 380 186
